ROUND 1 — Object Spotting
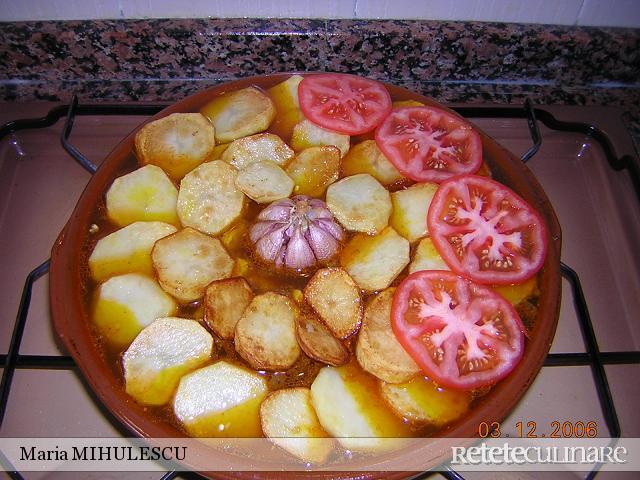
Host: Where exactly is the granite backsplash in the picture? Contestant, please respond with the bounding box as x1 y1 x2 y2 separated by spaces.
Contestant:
1 18 639 144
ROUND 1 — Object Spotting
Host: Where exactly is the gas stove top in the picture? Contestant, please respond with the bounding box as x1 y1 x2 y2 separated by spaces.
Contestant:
1 100 639 480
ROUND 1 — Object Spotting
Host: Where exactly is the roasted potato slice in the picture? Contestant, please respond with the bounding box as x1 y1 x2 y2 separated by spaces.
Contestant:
291 119 350 158
92 273 177 348
260 387 333 463
380 376 470 426
304 268 362 339
310 363 410 452
152 227 234 303
235 161 294 203
177 160 245 235
392 99 425 108
134 113 215 181
221 133 294 171
390 182 439 242
408 237 450 274
341 140 406 186
200 86 276 143
356 288 420 383
204 277 254 340
89 221 177 282
267 74 304 140
494 276 538 306
285 146 341 197
173 361 267 437
106 165 179 227
326 174 392 234
296 313 349 366
235 292 301 370
340 226 410 292
123 317 213 406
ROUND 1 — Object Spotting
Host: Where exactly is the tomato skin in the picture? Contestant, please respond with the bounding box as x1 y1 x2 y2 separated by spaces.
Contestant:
428 174 548 285
375 106 483 183
391 270 526 390
298 74 392 135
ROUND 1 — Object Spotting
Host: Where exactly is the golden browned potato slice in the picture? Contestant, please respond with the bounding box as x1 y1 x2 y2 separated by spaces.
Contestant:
390 182 439 243
235 161 294 203
296 313 349 366
494 276 538 306
326 174 392 234
341 140 405 186
392 99 425 108
260 387 333 463
310 362 410 452
304 268 362 339
340 226 410 292
221 133 294 171
177 160 246 235
122 317 213 406
92 273 177 348
204 277 254 339
356 288 420 383
380 376 470 426
106 165 179 227
200 87 276 143
291 119 350 158
235 292 301 370
152 227 234 303
134 113 216 181
408 237 450 274
173 361 268 437
285 146 341 197
267 74 304 140
89 221 177 282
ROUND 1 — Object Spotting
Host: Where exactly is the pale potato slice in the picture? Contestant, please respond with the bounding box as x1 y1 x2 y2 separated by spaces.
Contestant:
356 288 420 383
235 161 294 203
296 313 349 366
390 182 439 242
285 146 341 197
106 165 179 227
89 221 177 282
134 113 215 181
408 237 450 274
304 268 362 339
173 361 268 437
221 133 294 171
152 227 234 303
341 140 405 186
92 273 177 348
310 363 410 452
235 292 301 370
200 86 276 143
267 74 304 140
260 387 333 463
177 160 246 235
326 174 392 234
340 226 410 292
123 317 213 406
290 119 350 158
380 376 470 426
204 277 254 339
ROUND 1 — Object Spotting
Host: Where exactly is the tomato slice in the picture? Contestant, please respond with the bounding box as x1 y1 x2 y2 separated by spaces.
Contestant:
375 107 482 182
298 74 392 135
428 174 548 285
392 270 525 390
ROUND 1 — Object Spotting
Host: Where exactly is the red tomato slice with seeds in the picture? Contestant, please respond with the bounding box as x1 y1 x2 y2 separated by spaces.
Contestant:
375 106 482 182
392 270 525 390
298 74 392 135
428 174 548 285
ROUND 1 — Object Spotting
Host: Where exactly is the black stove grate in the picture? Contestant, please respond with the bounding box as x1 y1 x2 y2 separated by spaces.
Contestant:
1 99 639 480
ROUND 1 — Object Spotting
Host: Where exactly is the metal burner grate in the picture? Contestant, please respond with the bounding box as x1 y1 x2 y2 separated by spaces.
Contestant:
1 99 639 480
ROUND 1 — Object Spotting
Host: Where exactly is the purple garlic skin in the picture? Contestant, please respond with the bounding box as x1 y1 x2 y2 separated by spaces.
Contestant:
250 195 344 271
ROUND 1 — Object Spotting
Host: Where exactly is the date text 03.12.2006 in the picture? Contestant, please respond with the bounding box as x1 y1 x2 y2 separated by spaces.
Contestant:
478 421 599 438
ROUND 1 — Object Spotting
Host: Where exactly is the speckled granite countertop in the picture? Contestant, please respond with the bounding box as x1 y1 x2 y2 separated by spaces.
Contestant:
1 18 639 149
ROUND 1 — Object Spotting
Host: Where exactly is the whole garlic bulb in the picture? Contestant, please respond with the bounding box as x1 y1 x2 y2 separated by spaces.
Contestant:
250 195 344 271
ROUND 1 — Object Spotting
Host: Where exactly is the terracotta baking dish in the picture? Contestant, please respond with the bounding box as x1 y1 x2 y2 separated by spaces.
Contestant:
50 73 562 477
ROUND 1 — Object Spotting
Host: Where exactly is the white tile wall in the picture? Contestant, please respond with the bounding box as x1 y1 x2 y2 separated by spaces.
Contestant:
0 0 639 27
